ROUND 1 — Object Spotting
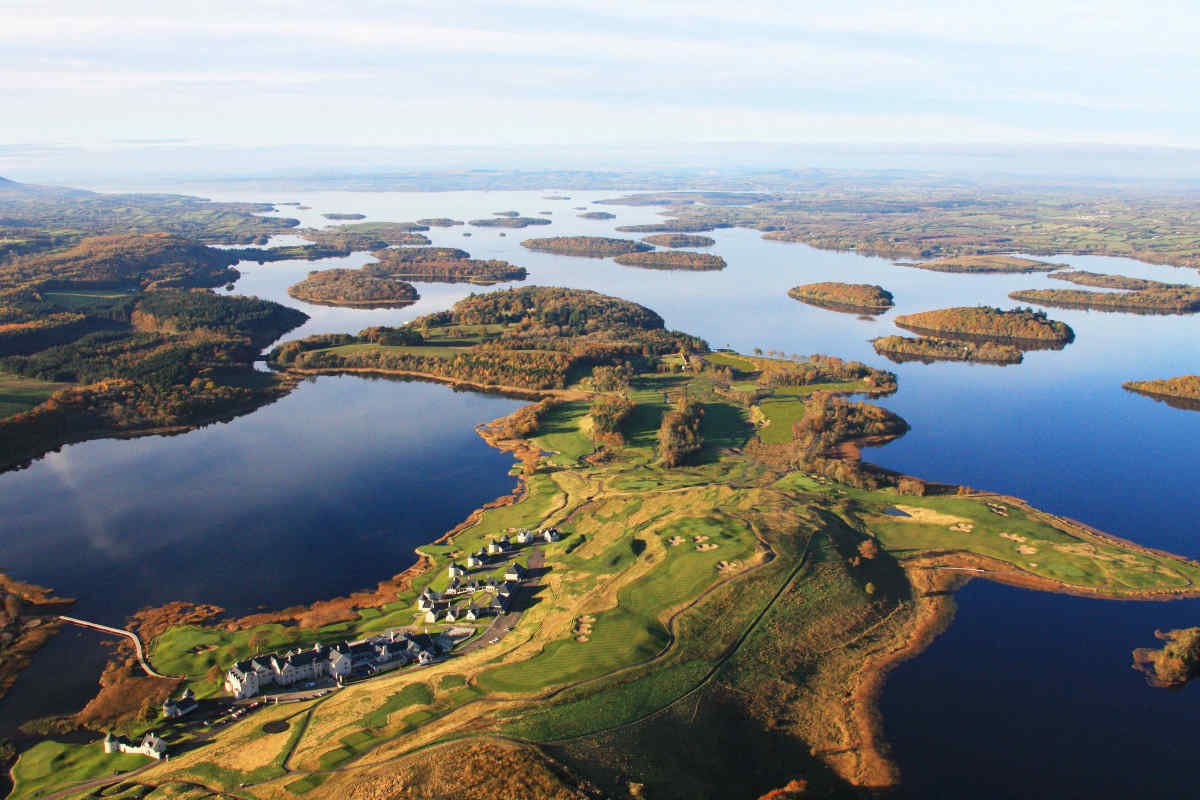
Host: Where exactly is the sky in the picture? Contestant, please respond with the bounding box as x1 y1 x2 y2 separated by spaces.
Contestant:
2 0 1199 178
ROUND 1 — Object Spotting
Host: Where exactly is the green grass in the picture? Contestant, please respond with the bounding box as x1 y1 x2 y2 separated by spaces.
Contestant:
756 397 807 444
704 352 758 372
285 774 328 795
41 290 131 310
10 741 149 800
360 682 433 729
530 401 594 464
0 372 71 418
502 661 709 740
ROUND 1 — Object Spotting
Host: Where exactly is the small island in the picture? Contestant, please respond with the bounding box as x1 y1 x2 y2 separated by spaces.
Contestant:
641 233 716 248
1123 375 1200 411
416 218 464 227
1133 627 1200 688
520 236 652 257
613 250 727 271
873 335 1023 365
321 213 367 221
894 306 1074 347
543 195 571 200
1048 270 1187 290
287 268 419 308
789 282 894 314
1009 287 1200 314
468 217 552 229
578 211 616 220
894 255 1063 273
302 222 431 251
366 246 527 284
616 221 728 233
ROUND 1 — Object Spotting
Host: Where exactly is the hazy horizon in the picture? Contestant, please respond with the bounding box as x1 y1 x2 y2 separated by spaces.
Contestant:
5 1 1200 186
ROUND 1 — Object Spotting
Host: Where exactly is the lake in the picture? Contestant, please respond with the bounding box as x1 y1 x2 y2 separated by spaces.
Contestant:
3 188 1198 794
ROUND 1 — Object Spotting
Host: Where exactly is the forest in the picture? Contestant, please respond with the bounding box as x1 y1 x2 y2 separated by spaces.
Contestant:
271 287 707 391
788 282 894 313
520 236 652 257
287 269 419 307
657 396 704 466
894 306 1074 345
613 251 727 271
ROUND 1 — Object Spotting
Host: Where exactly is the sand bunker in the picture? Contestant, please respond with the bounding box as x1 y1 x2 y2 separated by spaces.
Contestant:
999 532 1027 543
576 636 589 643
716 560 741 572
987 503 1010 517
949 522 975 533
696 543 719 552
889 505 974 528
693 535 711 542
668 536 686 546
1017 545 1038 555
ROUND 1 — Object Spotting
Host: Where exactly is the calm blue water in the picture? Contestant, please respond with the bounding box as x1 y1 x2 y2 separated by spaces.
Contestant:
4 188 1199 795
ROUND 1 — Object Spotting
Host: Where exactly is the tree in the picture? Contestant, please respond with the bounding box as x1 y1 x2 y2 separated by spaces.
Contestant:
248 629 270 650
4 593 21 621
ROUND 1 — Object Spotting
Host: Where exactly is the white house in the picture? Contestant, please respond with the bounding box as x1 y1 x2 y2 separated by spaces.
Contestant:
448 563 466 579
542 528 561 543
104 732 168 760
161 687 197 719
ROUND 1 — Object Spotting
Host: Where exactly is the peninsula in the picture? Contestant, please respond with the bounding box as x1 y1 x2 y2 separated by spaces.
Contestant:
789 282 894 314
13 286 1200 800
1123 375 1200 411
1009 287 1200 314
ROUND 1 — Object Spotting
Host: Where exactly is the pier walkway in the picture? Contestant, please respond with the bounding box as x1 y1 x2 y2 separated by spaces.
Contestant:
58 615 171 678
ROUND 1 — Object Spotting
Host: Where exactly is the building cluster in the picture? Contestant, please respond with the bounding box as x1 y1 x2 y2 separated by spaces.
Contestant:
425 527 557 623
224 630 444 699
103 731 168 760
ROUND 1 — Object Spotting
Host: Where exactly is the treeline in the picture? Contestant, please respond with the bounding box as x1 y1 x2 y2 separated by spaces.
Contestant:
287 269 419 308
1048 270 1186 290
788 282 894 313
895 306 1074 344
591 394 634 436
616 222 730 233
1009 288 1200 314
640 234 716 248
613 251 727 271
658 397 704 466
520 236 651 257
873 335 1023 365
